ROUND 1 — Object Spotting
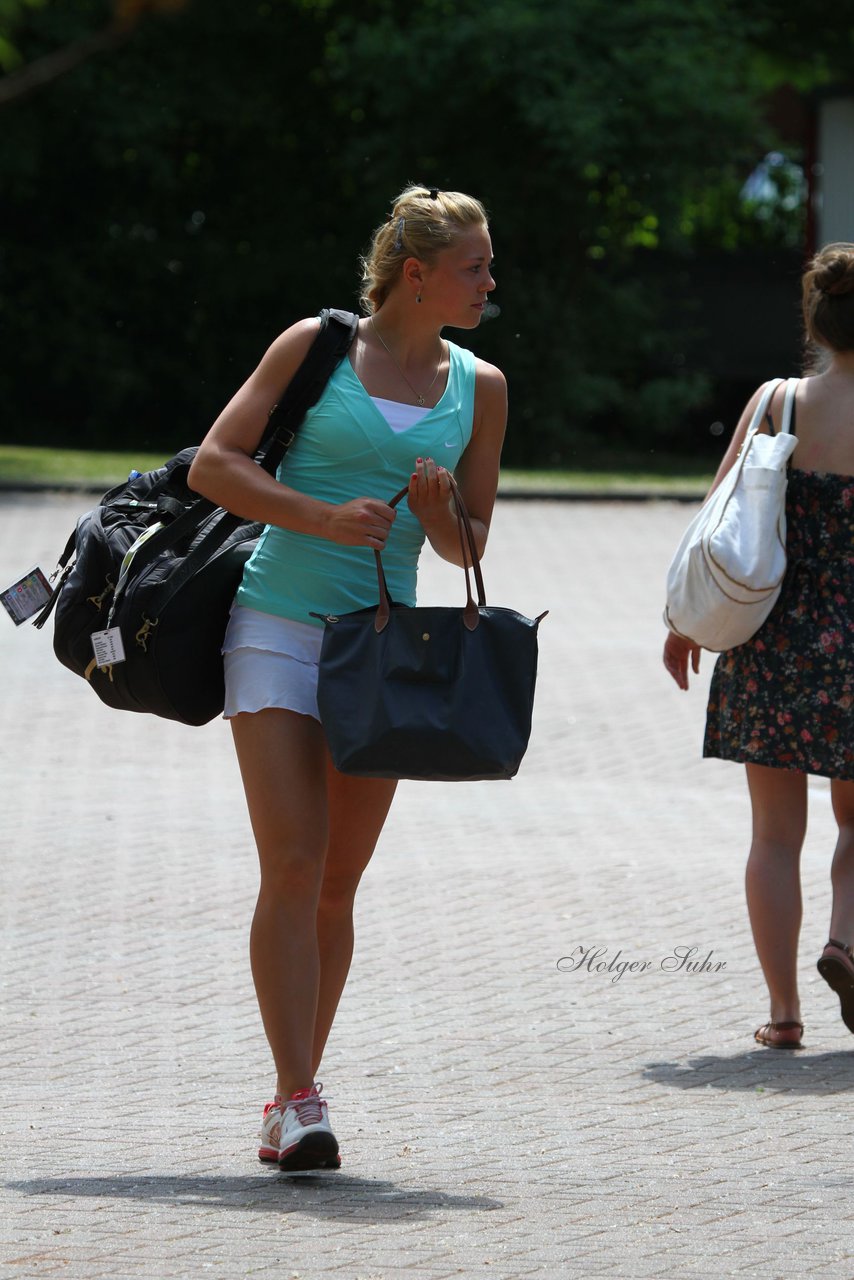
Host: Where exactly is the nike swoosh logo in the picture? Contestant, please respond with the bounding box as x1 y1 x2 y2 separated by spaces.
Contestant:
443 440 456 448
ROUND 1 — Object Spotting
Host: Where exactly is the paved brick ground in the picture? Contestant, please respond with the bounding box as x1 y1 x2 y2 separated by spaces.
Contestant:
1 491 852 1280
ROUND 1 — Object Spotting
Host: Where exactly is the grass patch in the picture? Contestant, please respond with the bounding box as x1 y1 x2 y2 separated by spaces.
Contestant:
0 444 712 494
0 446 169 487
498 468 709 494
499 447 713 493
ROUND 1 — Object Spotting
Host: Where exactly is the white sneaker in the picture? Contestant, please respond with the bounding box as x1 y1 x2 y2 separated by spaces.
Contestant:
258 1083 340 1171
258 1097 285 1164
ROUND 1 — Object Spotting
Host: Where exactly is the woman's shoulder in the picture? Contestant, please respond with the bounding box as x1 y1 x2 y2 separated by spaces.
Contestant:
268 316 323 358
746 376 794 435
446 340 506 388
250 318 324 391
473 355 507 400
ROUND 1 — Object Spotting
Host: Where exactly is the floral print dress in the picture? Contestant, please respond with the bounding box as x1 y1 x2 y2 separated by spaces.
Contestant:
704 468 854 780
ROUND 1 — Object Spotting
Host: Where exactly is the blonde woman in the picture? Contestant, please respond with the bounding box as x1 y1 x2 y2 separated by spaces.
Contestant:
189 187 505 1168
664 244 854 1052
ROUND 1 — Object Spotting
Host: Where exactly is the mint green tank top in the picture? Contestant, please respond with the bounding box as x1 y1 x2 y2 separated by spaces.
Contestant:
235 339 477 626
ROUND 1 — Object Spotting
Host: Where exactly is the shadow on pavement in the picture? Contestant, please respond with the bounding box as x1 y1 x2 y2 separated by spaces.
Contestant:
8 1174 503 1219
641 1049 854 1094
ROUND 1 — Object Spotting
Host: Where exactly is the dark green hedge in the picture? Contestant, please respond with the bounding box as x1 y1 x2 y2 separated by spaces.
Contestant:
0 0 825 464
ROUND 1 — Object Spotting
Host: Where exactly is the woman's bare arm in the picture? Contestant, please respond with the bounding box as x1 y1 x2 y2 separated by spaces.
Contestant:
187 319 395 549
407 358 507 565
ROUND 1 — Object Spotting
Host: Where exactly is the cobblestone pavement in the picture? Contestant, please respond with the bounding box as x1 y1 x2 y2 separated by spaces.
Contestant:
2 491 852 1280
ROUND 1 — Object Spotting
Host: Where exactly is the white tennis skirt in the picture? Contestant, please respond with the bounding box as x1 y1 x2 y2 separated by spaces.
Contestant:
222 605 324 721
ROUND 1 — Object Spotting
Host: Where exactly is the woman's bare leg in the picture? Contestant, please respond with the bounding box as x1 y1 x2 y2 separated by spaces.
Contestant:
745 763 808 1042
231 708 330 1099
829 779 854 943
312 764 397 1073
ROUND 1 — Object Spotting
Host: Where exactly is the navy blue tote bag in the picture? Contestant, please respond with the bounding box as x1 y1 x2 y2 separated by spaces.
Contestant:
314 477 546 781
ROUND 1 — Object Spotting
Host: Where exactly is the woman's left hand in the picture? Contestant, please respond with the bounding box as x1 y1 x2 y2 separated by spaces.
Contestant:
407 456 453 530
408 357 505 567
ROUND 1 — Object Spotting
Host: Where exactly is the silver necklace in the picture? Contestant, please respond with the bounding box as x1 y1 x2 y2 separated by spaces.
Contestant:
369 316 444 407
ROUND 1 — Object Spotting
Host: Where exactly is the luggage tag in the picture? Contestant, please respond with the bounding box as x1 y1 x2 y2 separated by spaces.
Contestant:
1 567 53 626
90 627 126 669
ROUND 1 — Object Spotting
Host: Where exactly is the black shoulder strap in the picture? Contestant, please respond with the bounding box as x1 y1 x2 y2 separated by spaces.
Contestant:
33 310 360 632
257 308 359 476
104 308 360 622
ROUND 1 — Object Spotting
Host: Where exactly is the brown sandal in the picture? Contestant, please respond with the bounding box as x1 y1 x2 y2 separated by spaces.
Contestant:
817 938 854 1034
753 1020 804 1050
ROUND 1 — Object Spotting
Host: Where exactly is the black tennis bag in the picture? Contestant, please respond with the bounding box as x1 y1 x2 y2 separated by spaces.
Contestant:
34 309 358 725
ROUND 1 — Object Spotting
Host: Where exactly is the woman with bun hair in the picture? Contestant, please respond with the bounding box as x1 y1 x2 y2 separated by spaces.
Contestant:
663 243 854 1051
189 186 505 1165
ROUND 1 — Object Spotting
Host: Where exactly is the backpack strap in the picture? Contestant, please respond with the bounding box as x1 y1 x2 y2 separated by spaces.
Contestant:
256 308 359 476
35 311 359 633
104 309 360 627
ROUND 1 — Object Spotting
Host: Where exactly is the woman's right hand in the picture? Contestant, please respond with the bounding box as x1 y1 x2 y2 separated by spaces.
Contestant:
323 497 396 548
663 631 702 690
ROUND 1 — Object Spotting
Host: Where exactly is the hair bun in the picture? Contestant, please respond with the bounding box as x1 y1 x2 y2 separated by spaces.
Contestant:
815 246 854 297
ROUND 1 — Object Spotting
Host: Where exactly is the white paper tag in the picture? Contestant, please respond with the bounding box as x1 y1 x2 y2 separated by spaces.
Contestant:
1 567 53 626
91 627 126 668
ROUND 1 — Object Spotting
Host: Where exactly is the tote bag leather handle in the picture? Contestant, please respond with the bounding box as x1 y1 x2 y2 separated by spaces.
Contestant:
372 474 487 633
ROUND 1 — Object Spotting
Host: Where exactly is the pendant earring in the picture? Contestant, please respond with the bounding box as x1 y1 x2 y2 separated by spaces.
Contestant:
416 290 422 304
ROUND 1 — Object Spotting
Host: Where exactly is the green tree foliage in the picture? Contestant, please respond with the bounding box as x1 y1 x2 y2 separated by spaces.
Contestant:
0 0 188 95
0 0 836 463
313 0 779 458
